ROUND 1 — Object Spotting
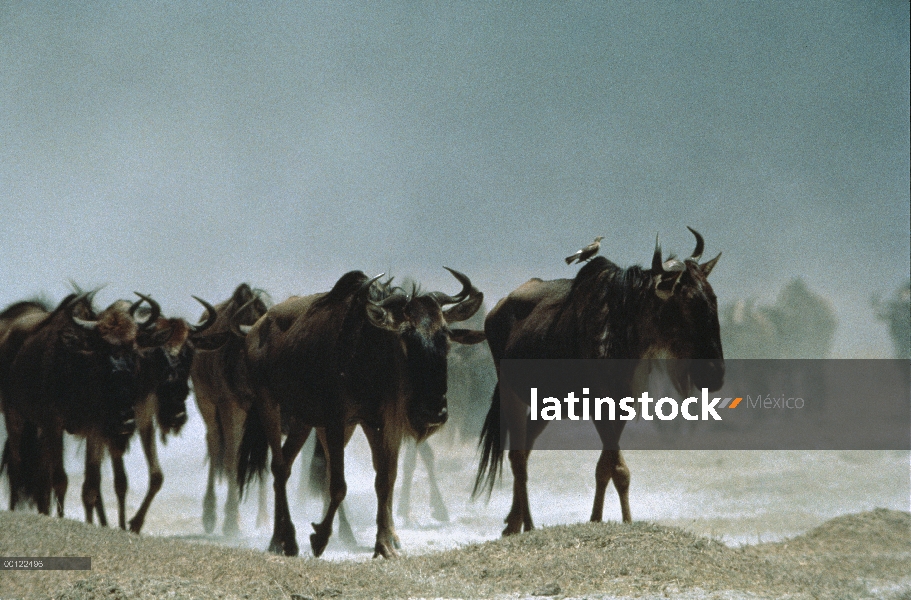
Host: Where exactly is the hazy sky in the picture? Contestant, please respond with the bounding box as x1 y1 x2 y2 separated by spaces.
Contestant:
2 2 908 356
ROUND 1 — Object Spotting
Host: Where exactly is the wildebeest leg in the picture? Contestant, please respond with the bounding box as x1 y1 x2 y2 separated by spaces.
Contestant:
591 421 632 524
82 435 108 526
48 427 67 518
418 441 449 522
502 391 547 536
317 426 358 548
128 406 163 534
362 425 401 558
396 440 417 525
257 396 297 556
221 401 246 537
110 448 129 529
198 394 220 534
590 449 631 523
257 474 269 527
310 424 346 557
3 412 24 511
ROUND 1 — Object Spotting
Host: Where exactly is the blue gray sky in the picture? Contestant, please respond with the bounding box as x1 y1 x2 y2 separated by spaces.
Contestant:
2 2 908 356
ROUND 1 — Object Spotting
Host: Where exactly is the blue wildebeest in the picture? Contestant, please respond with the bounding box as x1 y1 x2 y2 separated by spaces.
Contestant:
190 283 272 537
474 228 724 535
301 298 495 537
80 295 228 533
236 268 485 557
0 291 158 516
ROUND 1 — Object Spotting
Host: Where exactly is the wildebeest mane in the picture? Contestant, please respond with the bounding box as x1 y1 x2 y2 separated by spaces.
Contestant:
314 271 372 308
552 257 654 359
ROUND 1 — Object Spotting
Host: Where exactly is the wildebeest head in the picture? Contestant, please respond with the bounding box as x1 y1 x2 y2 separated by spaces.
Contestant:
647 227 724 392
136 296 222 436
360 268 487 440
64 292 163 442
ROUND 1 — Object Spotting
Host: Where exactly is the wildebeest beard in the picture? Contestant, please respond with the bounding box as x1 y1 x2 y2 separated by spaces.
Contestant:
101 353 140 446
402 328 449 441
149 345 192 435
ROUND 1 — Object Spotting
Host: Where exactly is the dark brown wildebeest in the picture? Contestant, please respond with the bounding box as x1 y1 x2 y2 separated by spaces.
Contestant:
236 268 485 557
474 228 724 535
80 296 227 533
302 298 495 535
190 283 272 536
0 291 159 516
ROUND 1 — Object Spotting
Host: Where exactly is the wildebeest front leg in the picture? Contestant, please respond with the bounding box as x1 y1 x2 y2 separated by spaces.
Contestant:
128 416 163 533
110 449 129 529
418 441 449 522
396 440 417 525
221 401 247 537
590 449 631 524
81 436 107 526
362 426 401 558
311 424 346 557
48 428 67 518
198 394 220 534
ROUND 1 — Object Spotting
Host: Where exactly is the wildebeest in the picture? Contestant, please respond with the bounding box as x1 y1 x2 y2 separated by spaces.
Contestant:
190 283 272 536
0 290 158 516
80 295 227 533
302 298 496 533
396 301 496 525
236 268 485 557
474 229 724 535
721 278 837 360
874 280 910 359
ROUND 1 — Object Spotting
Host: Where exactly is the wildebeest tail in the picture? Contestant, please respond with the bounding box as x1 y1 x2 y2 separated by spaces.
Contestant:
1 421 44 507
237 407 268 499
472 383 503 499
307 438 328 498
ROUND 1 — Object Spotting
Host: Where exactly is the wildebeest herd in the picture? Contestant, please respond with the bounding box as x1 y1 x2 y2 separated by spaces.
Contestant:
1 229 726 558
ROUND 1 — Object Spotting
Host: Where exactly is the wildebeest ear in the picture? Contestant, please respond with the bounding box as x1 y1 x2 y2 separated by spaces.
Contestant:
366 303 401 331
191 331 233 351
449 328 486 345
654 271 684 301
700 252 721 277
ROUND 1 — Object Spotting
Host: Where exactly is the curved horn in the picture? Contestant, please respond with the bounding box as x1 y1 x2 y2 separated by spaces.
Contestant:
190 296 218 333
229 299 256 337
686 226 704 262
68 291 98 330
439 268 484 323
429 266 475 306
358 273 386 301
132 292 161 330
652 233 664 273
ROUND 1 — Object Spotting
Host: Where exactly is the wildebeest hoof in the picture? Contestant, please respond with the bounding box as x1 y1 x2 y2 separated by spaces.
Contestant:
269 537 299 556
373 539 399 559
432 504 449 523
222 521 241 539
128 517 143 534
310 522 332 557
202 512 216 534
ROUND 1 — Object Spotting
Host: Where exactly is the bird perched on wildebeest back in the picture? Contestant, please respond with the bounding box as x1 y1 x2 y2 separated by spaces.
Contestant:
565 236 604 265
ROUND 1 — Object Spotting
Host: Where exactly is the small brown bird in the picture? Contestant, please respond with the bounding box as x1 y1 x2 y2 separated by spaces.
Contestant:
565 236 604 265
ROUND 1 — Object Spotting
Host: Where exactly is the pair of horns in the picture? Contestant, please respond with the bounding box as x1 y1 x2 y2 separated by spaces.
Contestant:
70 291 161 331
652 226 704 273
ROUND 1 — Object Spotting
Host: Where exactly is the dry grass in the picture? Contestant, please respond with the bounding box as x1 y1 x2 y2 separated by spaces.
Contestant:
0 509 908 599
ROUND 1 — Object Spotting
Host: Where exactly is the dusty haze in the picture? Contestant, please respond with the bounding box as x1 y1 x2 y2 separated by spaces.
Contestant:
2 2 908 357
